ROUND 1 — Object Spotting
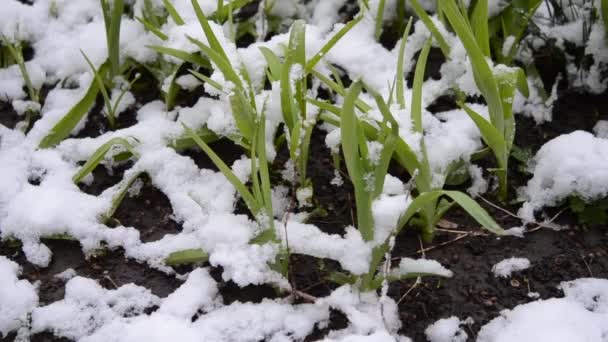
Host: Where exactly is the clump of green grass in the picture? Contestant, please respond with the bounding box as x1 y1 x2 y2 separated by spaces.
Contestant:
439 0 529 202
335 76 504 290
40 0 138 147
489 0 543 64
410 0 529 202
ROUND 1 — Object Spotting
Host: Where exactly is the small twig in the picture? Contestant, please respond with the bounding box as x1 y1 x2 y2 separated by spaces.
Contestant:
478 196 565 231
292 290 317 303
414 232 482 255
418 234 426 259
526 209 565 233
435 228 488 235
478 195 522 219
581 255 594 277
103 273 118 289
397 277 422 304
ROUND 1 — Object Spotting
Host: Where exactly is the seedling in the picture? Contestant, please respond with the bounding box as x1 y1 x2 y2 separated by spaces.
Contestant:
489 0 544 64
39 63 109 148
258 15 362 201
429 0 530 201
0 38 40 105
40 0 137 146
72 137 139 184
336 79 505 291
82 52 140 128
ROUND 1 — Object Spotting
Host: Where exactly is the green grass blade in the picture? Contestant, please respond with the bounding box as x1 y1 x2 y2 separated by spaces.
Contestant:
396 190 504 235
459 103 507 165
39 64 109 148
4 41 39 103
396 17 413 109
256 112 273 223
341 81 374 241
374 0 386 40
148 45 211 69
108 0 123 77
165 248 208 266
470 0 491 56
81 52 114 127
290 20 306 66
340 81 363 186
306 98 341 115
602 0 608 34
73 137 138 183
411 39 431 133
171 126 218 150
190 69 223 91
165 64 182 110
311 69 372 112
441 0 504 133
184 124 261 214
105 171 143 220
409 0 450 57
136 17 168 41
373 134 396 198
100 0 111 37
305 15 363 73
229 89 255 141
191 0 229 61
162 0 185 25
187 36 242 89
259 47 282 82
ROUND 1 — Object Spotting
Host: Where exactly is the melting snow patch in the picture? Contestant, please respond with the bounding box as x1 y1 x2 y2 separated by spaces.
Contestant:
492 257 531 278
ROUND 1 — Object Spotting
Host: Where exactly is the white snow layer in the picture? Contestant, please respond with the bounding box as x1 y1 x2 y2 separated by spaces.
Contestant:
425 316 468 342
0 256 39 337
519 131 608 221
1 0 607 340
477 278 608 342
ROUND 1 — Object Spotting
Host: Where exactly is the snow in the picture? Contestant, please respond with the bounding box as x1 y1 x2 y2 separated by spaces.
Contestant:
0 0 607 339
492 257 531 278
477 278 608 342
391 258 453 278
425 316 468 342
0 256 39 337
519 131 608 221
31 276 159 340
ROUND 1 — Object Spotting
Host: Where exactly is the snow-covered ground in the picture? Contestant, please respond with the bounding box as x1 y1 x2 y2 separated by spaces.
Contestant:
1 0 607 340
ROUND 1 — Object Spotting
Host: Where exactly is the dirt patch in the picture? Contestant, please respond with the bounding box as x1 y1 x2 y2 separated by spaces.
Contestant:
391 206 608 341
